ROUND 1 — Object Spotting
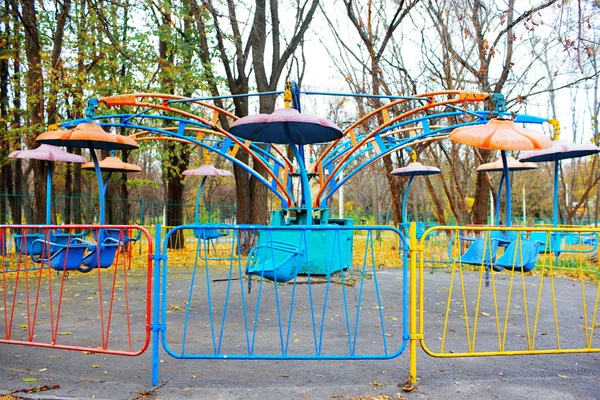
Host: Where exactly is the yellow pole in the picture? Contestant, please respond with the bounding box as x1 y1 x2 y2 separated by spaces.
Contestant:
284 81 292 108
548 119 560 141
409 221 418 386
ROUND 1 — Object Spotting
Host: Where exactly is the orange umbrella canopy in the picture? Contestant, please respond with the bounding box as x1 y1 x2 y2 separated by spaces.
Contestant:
36 123 138 151
449 119 552 151
82 156 142 173
476 156 537 172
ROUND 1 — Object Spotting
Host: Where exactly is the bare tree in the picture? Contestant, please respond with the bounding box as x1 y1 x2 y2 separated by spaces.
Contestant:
195 0 319 226
320 0 419 226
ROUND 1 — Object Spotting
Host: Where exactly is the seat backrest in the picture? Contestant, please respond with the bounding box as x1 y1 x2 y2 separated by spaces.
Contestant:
458 237 499 266
495 239 540 271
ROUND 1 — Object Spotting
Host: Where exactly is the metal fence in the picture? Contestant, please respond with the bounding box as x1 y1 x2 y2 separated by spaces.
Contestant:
0 194 237 226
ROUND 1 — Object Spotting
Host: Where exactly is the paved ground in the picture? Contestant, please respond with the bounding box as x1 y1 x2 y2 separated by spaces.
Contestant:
1 344 598 399
1 267 599 400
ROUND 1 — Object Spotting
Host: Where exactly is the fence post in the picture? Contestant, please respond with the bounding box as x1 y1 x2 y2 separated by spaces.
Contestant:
151 224 162 387
408 221 418 387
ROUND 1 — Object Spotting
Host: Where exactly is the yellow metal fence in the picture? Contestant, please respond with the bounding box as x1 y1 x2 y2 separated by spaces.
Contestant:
408 224 600 386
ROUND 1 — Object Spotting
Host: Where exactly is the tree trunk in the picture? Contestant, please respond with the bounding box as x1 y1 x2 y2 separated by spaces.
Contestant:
0 13 11 224
120 150 130 224
8 0 22 225
46 0 71 126
469 150 493 224
19 0 46 224
165 142 190 248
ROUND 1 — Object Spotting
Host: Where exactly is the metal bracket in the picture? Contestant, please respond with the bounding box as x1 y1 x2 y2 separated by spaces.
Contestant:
150 324 166 332
152 253 167 261
491 93 507 115
85 98 99 120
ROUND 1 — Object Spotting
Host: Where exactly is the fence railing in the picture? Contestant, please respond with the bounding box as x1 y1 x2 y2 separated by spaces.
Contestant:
0 193 237 226
416 225 600 358
0 224 153 355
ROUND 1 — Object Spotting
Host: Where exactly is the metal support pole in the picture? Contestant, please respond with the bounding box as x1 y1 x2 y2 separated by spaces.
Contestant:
151 224 162 387
408 221 418 386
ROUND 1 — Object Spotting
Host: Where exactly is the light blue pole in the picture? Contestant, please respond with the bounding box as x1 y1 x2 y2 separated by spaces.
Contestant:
501 150 512 227
553 157 560 227
46 162 52 225
194 177 208 224
290 80 311 224
88 143 105 224
402 175 415 223
151 224 162 386
495 173 504 226
291 144 312 225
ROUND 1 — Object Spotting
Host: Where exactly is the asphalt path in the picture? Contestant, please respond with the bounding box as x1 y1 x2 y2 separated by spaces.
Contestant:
1 268 599 400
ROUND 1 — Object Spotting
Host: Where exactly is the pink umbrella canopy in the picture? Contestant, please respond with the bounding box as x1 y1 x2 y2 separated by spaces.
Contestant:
450 119 552 151
183 164 232 177
9 144 87 224
520 139 600 227
476 156 537 172
8 144 87 163
391 161 441 177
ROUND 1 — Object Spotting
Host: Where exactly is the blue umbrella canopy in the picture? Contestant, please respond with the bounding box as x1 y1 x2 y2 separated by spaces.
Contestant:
229 108 343 144
520 140 600 227
520 140 600 162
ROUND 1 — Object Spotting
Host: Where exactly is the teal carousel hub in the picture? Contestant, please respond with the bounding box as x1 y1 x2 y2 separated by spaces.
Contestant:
258 208 354 276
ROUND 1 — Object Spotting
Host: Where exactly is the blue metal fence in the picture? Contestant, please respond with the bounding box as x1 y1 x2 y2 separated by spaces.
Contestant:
156 224 408 367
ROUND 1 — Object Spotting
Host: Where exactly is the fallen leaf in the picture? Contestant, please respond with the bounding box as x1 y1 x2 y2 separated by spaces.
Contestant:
38 368 47 372
22 378 37 382
558 374 569 379
480 312 490 317
59 332 72 336
92 364 101 368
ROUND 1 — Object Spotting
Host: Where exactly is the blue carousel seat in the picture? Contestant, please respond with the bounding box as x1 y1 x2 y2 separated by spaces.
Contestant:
30 239 88 271
448 235 500 267
14 233 45 255
77 237 120 273
529 231 564 255
94 228 140 245
493 239 542 272
193 227 228 241
49 231 87 252
194 226 228 256
246 240 304 288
